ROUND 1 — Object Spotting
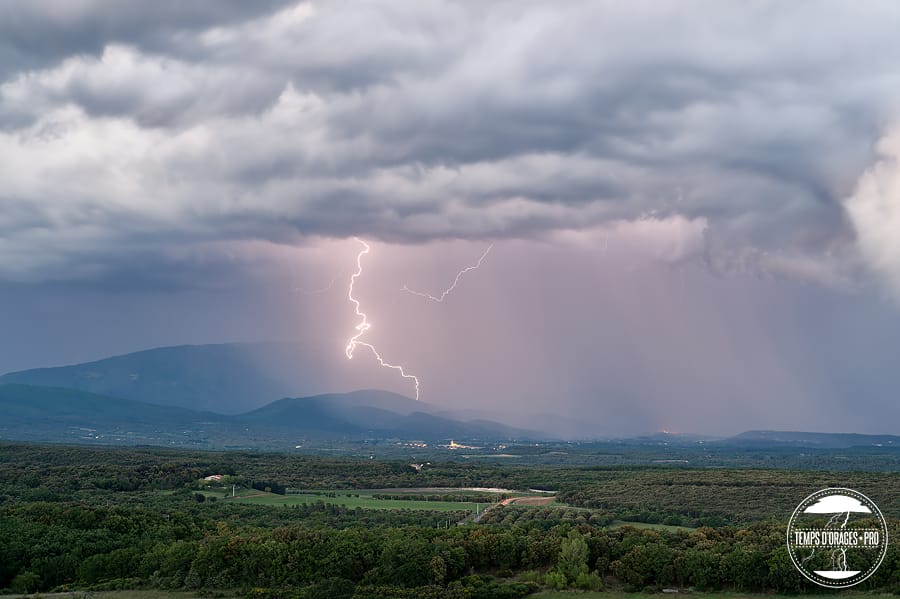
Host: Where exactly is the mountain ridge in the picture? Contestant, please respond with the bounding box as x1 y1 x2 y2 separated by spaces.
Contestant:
0 342 302 414
0 383 529 447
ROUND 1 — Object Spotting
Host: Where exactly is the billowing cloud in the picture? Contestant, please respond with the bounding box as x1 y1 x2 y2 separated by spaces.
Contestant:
845 127 900 299
1 0 899 290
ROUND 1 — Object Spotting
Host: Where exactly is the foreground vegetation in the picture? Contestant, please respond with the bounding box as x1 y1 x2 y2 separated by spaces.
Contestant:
1 442 898 598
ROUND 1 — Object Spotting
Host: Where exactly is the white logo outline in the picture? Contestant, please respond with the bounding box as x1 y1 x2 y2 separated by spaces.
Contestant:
786 487 888 589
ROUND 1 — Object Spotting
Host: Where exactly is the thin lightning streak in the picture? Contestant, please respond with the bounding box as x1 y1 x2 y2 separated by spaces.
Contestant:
401 244 493 302
345 238 420 400
296 269 344 295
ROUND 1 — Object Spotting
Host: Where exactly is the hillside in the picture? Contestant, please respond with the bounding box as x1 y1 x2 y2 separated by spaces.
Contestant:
0 384 223 445
0 343 299 414
242 392 527 439
0 384 527 447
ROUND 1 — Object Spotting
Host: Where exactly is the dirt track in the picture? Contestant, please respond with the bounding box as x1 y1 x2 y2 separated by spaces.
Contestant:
500 496 555 506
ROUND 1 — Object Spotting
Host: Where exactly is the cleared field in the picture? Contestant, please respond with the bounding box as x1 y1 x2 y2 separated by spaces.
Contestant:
209 489 481 512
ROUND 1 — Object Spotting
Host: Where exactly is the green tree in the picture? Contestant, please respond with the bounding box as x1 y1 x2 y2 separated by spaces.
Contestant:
683 547 723 590
429 555 447 584
766 546 803 593
11 571 41 594
558 530 589 583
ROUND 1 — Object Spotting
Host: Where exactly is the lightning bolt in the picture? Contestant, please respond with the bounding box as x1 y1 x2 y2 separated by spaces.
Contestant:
401 244 493 302
345 238 421 400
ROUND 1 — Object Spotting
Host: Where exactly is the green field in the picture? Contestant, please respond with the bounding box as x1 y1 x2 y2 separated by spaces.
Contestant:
207 488 482 512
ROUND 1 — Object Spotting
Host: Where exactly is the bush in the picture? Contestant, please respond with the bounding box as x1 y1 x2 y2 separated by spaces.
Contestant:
12 571 42 594
306 577 355 599
544 570 567 590
575 571 603 591
520 570 542 584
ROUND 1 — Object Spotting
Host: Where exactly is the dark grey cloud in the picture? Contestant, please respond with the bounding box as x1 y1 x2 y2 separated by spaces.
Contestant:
1 0 900 293
0 1 297 76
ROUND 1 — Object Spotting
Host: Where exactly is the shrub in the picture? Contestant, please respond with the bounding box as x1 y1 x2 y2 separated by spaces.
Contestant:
575 571 603 591
520 570 542 584
544 570 567 590
12 571 42 594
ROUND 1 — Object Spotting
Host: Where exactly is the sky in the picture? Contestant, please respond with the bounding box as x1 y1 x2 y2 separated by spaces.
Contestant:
2 1 900 436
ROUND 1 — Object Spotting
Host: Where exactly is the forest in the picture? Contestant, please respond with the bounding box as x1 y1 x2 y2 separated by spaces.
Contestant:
1 442 898 598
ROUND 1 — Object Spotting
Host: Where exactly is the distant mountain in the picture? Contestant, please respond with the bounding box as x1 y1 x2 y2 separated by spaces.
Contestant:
0 384 528 447
728 430 900 448
242 391 528 439
0 383 211 425
0 343 301 414
0 384 224 445
298 389 435 416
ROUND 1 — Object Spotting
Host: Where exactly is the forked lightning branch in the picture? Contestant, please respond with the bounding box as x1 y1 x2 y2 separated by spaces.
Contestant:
345 238 421 400
343 238 493 401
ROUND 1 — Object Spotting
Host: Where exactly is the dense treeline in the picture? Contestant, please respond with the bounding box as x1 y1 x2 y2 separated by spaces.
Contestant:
0 497 548 594
479 505 615 529
251 480 287 495
557 468 900 525
2 442 900 596
4 497 899 595
501 441 900 471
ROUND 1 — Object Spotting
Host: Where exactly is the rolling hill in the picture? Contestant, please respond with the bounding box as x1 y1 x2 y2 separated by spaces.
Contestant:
241 392 527 439
0 384 224 445
0 384 529 447
0 343 299 414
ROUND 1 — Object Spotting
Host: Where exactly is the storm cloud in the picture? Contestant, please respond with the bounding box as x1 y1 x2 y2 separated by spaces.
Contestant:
4 2 900 436
1 1 899 290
